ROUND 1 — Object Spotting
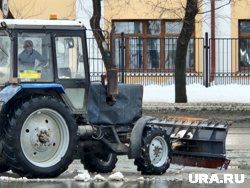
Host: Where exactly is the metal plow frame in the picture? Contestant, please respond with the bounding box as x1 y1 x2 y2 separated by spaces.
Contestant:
147 117 231 169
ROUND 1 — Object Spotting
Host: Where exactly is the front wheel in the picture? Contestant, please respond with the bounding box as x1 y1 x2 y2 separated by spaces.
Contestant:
3 96 77 178
134 127 172 175
81 151 118 173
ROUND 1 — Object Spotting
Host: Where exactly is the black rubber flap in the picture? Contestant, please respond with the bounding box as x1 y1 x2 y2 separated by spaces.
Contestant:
87 83 143 125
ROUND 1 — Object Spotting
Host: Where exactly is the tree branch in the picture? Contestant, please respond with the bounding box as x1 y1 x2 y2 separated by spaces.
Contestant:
198 0 232 14
90 0 112 69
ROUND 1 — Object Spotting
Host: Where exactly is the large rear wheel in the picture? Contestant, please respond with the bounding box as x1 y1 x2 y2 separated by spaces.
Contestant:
0 158 9 173
3 96 77 178
0 141 9 173
134 127 172 175
0 117 9 173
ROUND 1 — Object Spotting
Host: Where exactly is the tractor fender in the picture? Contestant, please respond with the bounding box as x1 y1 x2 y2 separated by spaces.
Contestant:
0 84 65 112
0 85 22 105
128 116 155 159
20 83 64 92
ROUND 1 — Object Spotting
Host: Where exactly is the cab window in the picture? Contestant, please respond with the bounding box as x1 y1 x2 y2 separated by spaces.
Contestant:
0 32 11 85
17 32 53 82
55 36 85 79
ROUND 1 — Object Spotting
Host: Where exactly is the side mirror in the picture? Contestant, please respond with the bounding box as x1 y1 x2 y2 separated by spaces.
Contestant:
65 38 74 48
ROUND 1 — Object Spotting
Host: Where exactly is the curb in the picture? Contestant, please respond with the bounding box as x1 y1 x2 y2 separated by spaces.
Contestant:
143 102 250 111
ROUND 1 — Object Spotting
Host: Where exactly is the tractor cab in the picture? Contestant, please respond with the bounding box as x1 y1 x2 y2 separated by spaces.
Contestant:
0 19 90 114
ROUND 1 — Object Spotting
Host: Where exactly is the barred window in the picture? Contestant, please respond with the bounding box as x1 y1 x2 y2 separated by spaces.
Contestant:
112 20 194 71
239 20 250 68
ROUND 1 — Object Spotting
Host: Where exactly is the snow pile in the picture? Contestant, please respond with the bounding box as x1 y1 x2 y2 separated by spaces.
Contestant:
74 170 91 182
93 174 106 182
137 177 145 181
74 171 124 182
108 172 124 181
143 84 250 103
0 176 28 182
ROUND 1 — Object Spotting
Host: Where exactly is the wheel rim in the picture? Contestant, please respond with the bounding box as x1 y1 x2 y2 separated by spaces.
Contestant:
149 136 168 167
20 108 69 168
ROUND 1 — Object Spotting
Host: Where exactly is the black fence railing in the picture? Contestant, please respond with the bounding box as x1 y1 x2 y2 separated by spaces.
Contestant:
86 33 250 86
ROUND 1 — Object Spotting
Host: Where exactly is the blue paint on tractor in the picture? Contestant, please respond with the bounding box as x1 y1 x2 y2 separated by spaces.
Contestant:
21 83 64 92
0 83 65 105
0 85 22 103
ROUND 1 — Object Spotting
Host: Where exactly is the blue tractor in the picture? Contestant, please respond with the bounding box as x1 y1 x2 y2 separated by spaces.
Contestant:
0 19 230 178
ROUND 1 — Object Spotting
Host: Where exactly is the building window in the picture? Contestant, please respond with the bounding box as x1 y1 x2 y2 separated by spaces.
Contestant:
147 21 161 34
147 38 160 68
239 21 250 68
129 37 143 69
114 22 142 34
166 21 183 34
112 20 194 71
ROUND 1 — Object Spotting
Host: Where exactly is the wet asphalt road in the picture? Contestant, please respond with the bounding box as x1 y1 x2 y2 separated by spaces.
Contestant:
1 106 250 187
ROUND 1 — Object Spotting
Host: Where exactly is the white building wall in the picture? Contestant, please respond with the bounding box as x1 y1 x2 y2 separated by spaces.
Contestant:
215 1 231 38
202 0 212 38
215 1 231 73
202 1 232 75
76 0 104 35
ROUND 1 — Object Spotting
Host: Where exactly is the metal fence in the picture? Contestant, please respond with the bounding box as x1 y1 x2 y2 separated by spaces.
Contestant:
86 33 250 86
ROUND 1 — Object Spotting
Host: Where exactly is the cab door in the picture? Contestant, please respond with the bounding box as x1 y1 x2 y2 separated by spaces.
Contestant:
54 33 90 114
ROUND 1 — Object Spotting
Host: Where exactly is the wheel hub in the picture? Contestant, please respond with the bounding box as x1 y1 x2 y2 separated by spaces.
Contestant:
149 136 168 167
32 128 52 152
153 146 162 158
38 130 50 144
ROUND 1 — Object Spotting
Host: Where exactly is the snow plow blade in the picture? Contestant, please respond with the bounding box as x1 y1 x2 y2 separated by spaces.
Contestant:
149 117 231 169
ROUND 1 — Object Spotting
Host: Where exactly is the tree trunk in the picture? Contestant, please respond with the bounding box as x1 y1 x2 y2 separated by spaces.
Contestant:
0 0 14 18
90 0 111 69
91 0 118 101
175 0 198 103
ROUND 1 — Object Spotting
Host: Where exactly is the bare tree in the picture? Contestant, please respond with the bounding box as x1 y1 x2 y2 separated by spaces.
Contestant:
89 0 197 102
174 0 198 103
90 0 236 103
0 0 14 18
90 0 118 102
89 0 198 103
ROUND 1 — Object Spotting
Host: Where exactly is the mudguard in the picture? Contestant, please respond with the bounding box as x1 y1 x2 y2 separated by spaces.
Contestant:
0 84 64 111
128 116 155 159
87 83 143 125
0 85 22 104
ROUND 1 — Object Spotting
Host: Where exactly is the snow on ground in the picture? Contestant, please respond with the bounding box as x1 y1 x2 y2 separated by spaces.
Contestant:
143 84 250 103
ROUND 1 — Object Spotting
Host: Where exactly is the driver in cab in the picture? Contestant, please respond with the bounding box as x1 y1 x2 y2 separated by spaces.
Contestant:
18 40 46 70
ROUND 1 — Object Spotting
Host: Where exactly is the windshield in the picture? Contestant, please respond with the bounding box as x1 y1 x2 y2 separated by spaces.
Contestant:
17 32 53 82
0 32 11 85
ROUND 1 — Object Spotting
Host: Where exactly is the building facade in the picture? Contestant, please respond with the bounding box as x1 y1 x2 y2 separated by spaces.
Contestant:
0 0 75 19
102 0 250 85
2 1 250 85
